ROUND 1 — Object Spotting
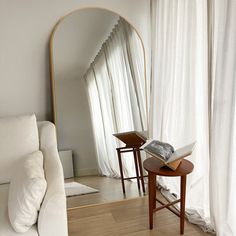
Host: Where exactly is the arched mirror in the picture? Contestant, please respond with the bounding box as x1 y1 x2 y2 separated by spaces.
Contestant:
50 8 148 208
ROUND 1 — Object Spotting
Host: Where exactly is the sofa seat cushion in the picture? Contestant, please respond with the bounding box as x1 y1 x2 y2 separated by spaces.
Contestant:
0 114 39 184
0 184 38 236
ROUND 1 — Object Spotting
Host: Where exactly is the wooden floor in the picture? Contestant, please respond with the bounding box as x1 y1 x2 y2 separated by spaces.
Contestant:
68 196 210 236
66 176 146 208
66 176 210 235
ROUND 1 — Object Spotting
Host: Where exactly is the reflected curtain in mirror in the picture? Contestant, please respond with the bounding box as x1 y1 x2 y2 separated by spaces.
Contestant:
84 18 146 177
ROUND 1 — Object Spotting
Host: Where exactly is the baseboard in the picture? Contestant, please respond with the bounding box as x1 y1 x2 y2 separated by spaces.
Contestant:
74 168 99 177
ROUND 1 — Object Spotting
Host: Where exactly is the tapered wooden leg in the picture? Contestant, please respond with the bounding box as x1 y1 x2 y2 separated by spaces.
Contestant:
136 149 145 193
180 175 186 234
117 149 125 194
133 149 140 190
148 172 156 229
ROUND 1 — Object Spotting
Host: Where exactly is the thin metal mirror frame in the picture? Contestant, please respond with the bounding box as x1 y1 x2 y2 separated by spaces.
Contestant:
49 7 148 130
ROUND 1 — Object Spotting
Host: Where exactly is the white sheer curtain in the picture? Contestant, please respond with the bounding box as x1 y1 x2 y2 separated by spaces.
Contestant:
150 0 211 231
84 18 146 178
85 68 118 177
210 1 236 235
151 0 236 235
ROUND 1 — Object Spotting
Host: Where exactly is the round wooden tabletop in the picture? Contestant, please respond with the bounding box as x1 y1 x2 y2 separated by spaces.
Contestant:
143 157 194 176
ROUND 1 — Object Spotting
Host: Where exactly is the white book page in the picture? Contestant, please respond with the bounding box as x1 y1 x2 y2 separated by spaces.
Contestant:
166 142 196 163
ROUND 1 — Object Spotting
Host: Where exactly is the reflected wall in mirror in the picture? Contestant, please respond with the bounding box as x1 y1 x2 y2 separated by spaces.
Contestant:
50 8 148 207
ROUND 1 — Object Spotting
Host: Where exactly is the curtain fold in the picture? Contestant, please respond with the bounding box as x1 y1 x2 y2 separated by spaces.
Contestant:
84 18 146 178
85 68 117 177
210 1 236 235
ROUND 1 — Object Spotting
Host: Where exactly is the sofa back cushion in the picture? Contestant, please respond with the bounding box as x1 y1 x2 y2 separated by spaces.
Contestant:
0 114 39 184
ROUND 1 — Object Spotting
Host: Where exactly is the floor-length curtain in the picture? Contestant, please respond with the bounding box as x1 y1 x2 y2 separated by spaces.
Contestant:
151 0 236 234
84 18 146 178
150 0 212 231
210 1 236 235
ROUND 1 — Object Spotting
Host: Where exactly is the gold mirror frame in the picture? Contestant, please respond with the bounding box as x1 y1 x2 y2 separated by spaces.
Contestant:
49 7 148 128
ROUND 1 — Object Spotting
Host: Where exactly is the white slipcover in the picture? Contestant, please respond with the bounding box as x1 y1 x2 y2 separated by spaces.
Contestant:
37 122 68 236
0 116 68 236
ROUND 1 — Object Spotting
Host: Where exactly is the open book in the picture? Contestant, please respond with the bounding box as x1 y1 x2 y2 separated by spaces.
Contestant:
142 140 196 170
113 130 148 147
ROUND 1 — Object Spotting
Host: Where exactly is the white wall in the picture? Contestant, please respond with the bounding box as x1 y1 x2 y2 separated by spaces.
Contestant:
0 0 150 121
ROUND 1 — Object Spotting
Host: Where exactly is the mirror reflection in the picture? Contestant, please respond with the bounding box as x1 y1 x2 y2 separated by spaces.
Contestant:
51 8 147 208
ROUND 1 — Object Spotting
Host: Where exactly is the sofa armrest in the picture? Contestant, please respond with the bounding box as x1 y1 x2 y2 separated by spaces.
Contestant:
37 122 68 236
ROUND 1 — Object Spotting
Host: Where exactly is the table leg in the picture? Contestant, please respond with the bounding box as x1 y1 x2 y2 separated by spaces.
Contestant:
136 149 145 193
180 175 186 234
133 149 140 190
117 149 125 194
148 172 156 229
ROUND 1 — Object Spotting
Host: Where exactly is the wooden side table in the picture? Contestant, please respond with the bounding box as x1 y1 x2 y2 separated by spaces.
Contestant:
116 146 146 194
143 157 194 234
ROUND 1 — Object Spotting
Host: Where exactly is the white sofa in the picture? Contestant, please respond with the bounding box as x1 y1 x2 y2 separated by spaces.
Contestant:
0 115 68 236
